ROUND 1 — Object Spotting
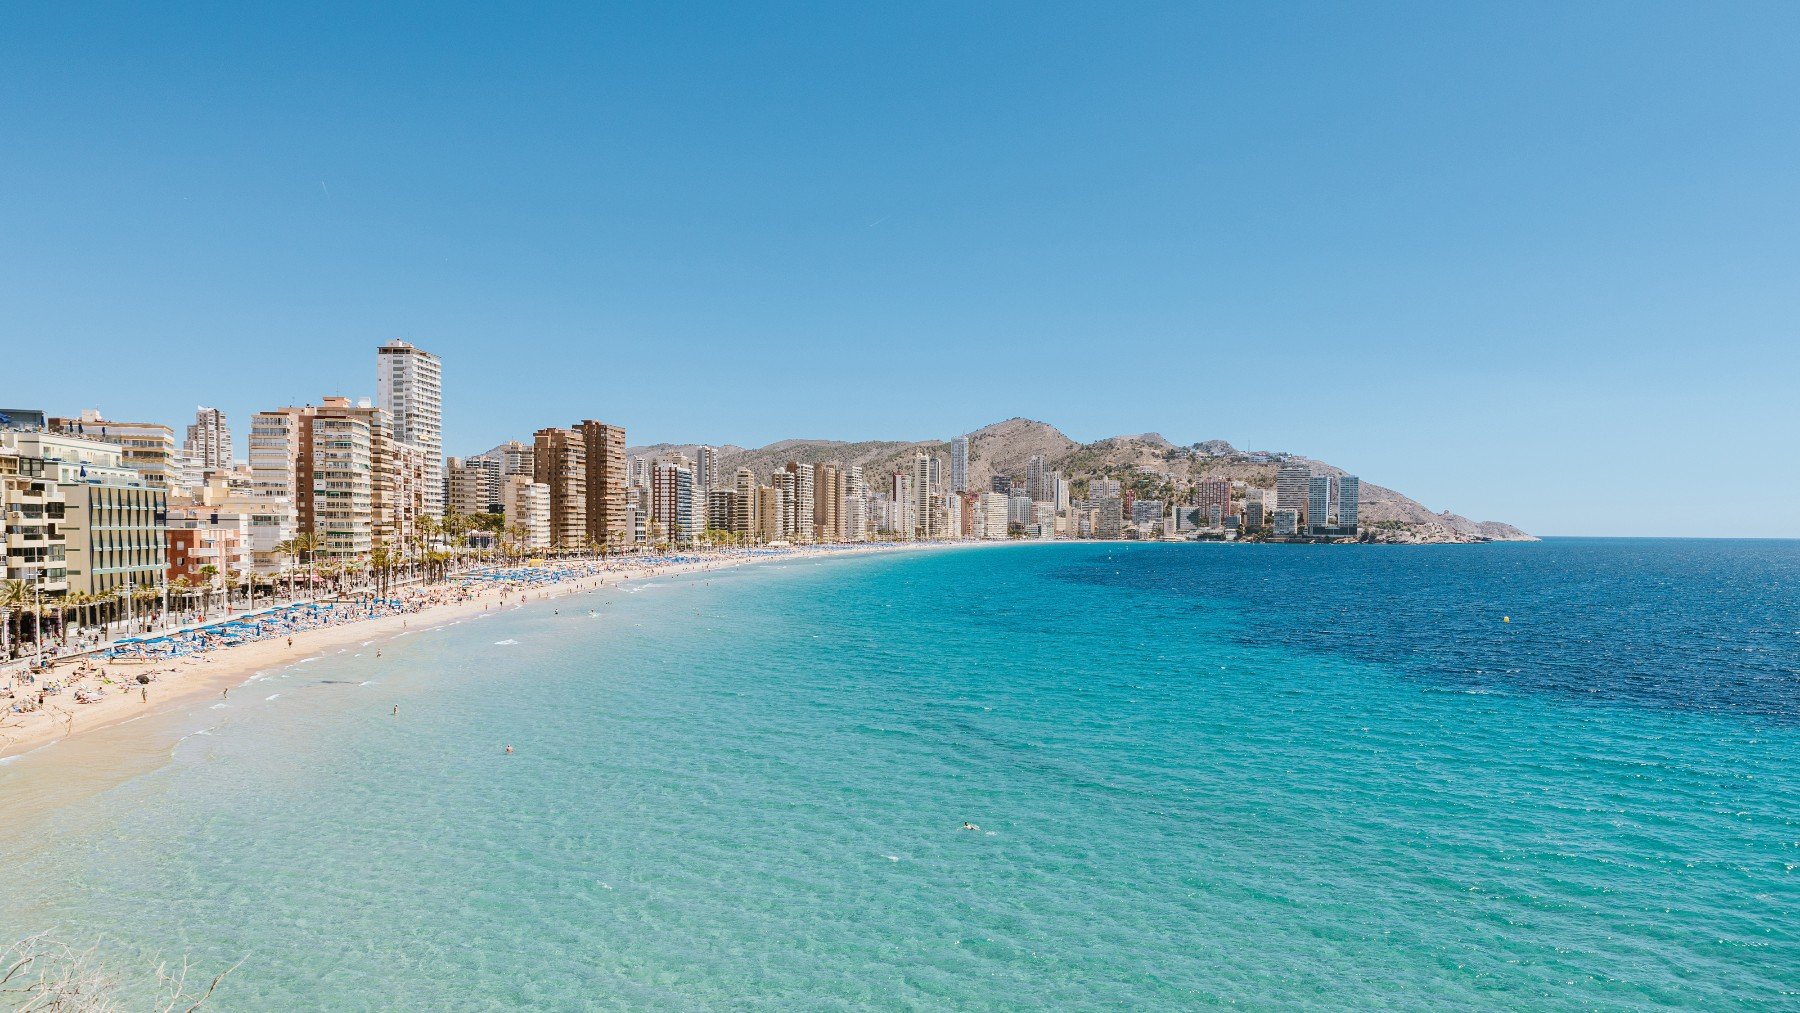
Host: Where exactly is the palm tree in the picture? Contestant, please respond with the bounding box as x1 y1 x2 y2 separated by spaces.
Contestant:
168 577 194 623
223 569 244 612
198 565 219 614
274 538 298 600
297 533 321 599
0 578 27 659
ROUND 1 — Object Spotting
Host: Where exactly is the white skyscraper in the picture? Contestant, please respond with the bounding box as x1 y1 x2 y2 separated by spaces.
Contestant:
376 339 444 518
183 406 233 473
950 435 969 492
912 453 932 538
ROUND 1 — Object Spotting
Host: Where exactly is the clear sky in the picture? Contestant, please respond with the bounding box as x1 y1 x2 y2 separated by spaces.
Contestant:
3 3 1796 537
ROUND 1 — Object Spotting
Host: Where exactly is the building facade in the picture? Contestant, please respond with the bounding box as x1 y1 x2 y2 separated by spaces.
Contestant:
578 420 628 549
532 427 587 548
376 339 444 518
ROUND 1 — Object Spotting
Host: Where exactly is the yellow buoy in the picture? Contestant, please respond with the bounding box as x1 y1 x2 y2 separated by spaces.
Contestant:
1502 616 1510 623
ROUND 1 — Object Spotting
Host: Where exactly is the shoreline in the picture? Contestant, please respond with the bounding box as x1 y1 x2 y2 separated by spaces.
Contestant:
0 541 964 765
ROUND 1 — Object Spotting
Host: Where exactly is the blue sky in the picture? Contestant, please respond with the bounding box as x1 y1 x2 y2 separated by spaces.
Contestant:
3 3 1796 536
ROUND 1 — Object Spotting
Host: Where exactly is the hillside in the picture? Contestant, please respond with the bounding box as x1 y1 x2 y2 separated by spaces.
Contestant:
631 418 1534 543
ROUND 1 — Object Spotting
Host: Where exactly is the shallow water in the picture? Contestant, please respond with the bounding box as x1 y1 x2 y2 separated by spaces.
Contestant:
1 541 1795 1009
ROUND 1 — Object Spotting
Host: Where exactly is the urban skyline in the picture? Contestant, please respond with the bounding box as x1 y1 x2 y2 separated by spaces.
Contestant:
2 336 1409 618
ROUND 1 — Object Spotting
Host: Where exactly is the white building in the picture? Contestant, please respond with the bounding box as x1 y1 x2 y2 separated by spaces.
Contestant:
912 453 932 538
376 339 443 518
246 410 299 574
184 406 234 473
502 474 552 549
979 492 1009 540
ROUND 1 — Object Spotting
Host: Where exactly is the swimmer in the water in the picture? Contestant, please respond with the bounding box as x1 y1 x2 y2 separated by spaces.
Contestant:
505 745 513 754
962 823 980 832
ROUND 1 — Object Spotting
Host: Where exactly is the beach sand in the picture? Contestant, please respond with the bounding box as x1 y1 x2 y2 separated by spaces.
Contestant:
1 543 944 763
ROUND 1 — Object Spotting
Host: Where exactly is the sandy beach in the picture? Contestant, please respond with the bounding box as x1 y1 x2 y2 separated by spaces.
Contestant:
1 542 948 763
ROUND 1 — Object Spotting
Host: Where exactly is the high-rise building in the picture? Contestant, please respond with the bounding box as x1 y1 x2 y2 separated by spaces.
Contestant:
754 482 783 543
651 461 695 543
578 420 628 549
1131 499 1163 526
784 462 815 540
1338 476 1360 531
812 462 843 542
844 464 867 542
707 489 737 534
1276 461 1311 525
729 468 757 536
306 409 376 560
246 410 300 573
532 427 587 547
991 475 1013 495
1272 509 1299 536
1244 500 1265 531
979 492 1009 540
1194 479 1232 525
376 339 443 518
695 445 719 492
255 397 410 562
446 456 503 516
1026 455 1048 502
1094 496 1124 538
912 453 932 539
950 435 969 492
184 406 233 473
1308 475 1334 534
478 440 534 478
501 475 551 549
887 471 913 538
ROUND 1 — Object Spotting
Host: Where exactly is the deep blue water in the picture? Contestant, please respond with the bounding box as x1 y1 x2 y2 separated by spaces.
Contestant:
0 539 1795 1010
1068 538 1800 720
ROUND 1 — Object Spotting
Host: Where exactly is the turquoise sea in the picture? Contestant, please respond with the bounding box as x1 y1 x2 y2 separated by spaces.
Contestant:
1 540 1796 1009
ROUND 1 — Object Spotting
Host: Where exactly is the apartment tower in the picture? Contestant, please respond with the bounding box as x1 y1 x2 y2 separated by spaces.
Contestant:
376 339 443 518
578 420 628 549
532 427 587 547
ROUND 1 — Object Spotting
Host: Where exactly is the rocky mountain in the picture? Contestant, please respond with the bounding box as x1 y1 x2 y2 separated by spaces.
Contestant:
630 418 1534 543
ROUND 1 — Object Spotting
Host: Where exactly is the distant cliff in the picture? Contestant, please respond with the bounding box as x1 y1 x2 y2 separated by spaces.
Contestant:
631 417 1535 544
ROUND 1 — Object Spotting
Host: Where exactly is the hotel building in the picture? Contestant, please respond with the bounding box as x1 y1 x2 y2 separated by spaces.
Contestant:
533 427 587 548
578 420 629 549
376 339 443 518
